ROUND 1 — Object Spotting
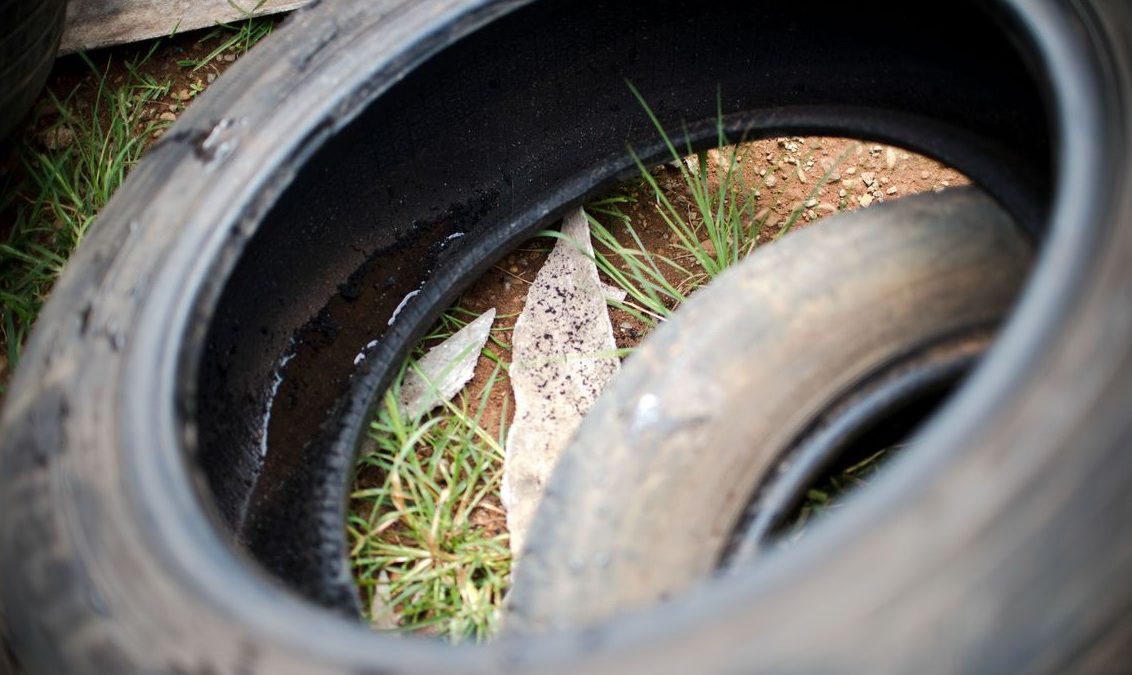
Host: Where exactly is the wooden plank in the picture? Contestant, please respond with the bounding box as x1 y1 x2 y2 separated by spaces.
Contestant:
60 0 311 54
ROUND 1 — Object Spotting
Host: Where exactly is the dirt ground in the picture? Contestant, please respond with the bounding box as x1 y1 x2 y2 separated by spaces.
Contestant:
450 136 968 444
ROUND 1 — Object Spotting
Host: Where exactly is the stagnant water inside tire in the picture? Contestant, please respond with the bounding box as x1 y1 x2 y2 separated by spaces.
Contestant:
346 136 974 640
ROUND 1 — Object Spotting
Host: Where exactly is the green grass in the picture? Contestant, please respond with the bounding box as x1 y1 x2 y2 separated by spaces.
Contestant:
348 309 514 641
0 14 278 388
0 50 173 382
177 1 276 71
582 84 848 326
779 445 899 544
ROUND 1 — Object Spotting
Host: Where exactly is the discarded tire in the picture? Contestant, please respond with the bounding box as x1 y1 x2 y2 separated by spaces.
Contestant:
505 187 1033 630
1 0 1130 673
0 0 65 140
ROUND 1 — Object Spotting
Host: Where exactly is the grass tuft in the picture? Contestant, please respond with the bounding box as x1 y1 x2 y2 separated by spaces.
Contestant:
583 83 848 326
177 1 276 72
348 310 512 641
1 51 172 381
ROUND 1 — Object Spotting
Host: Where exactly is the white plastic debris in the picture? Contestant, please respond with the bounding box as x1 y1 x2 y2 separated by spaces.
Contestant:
503 207 621 557
396 308 496 419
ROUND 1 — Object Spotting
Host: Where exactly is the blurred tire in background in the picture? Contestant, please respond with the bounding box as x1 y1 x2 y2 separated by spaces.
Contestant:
0 0 66 140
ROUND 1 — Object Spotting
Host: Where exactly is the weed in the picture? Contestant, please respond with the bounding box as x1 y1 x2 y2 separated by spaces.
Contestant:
348 309 513 641
178 1 276 72
0 52 173 381
582 83 849 326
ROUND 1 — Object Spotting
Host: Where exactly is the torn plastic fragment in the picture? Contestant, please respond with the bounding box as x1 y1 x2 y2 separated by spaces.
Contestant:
397 308 496 419
503 207 621 557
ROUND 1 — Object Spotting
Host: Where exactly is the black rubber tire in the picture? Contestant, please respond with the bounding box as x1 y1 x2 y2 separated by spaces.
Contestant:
0 0 1130 673
504 187 1033 630
0 0 65 140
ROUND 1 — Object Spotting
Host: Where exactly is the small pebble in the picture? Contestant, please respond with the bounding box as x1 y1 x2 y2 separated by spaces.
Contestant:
886 186 898 195
858 194 875 207
159 112 177 122
41 126 75 150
